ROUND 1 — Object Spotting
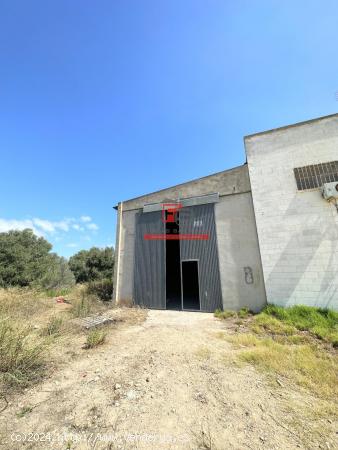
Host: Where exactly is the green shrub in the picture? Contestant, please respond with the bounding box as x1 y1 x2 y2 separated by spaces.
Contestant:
86 279 114 301
84 328 107 349
0 229 75 290
0 229 52 287
38 255 75 291
69 247 114 283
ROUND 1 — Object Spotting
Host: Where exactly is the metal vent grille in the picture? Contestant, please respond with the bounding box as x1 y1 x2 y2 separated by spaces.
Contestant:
294 161 338 191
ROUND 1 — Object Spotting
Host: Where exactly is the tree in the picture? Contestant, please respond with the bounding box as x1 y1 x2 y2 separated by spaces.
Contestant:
69 247 114 283
0 229 75 289
38 254 75 290
0 229 52 287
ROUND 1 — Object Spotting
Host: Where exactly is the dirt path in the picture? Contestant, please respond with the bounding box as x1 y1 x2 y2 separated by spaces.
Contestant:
0 309 333 449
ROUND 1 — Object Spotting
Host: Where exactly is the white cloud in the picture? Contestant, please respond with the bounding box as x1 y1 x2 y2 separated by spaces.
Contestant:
86 223 99 230
0 215 97 237
80 216 92 223
32 218 55 233
72 224 84 231
32 218 70 233
66 243 78 248
0 219 40 235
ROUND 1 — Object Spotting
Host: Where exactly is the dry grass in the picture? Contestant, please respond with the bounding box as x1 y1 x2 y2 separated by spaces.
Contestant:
226 333 338 399
0 288 54 389
69 284 108 318
216 304 338 402
214 307 250 320
40 316 64 336
0 286 112 391
195 346 211 360
214 309 236 319
251 314 296 336
0 288 52 321
0 318 48 388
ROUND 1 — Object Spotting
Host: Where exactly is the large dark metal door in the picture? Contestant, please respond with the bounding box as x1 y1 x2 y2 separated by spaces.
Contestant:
180 204 222 312
134 211 166 309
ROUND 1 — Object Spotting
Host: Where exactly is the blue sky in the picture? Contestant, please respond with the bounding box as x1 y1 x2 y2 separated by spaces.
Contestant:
0 0 337 257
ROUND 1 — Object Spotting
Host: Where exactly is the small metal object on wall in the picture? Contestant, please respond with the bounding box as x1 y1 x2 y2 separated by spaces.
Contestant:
244 267 254 285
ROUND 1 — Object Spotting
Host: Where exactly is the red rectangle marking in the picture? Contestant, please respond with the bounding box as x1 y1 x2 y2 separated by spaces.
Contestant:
144 234 209 240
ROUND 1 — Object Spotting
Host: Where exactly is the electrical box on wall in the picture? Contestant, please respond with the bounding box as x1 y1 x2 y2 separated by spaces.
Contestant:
321 182 338 201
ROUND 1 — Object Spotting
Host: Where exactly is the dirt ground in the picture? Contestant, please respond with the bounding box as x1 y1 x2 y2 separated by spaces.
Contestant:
0 309 336 450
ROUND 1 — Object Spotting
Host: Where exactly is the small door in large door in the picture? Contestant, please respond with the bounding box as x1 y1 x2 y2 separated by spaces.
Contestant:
134 211 166 309
180 204 222 312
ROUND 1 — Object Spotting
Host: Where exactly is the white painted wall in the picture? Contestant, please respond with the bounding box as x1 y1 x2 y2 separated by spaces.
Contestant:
245 115 338 310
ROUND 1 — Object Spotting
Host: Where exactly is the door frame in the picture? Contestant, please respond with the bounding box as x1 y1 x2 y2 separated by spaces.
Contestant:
180 258 201 311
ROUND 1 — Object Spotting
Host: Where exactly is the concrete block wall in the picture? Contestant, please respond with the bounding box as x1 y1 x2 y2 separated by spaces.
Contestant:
215 193 266 312
245 114 338 310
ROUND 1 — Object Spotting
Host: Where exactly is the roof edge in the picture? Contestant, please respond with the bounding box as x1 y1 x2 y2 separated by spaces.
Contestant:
113 162 247 207
244 112 338 141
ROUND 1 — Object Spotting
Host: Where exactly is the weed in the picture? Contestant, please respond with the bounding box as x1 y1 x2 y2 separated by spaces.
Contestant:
214 309 236 319
238 307 250 318
71 293 93 318
70 286 108 319
16 405 33 418
214 307 251 320
41 316 63 336
84 328 107 349
0 319 48 388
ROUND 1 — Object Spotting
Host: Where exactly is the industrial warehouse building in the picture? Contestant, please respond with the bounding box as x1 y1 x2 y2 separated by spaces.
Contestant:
113 113 338 312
